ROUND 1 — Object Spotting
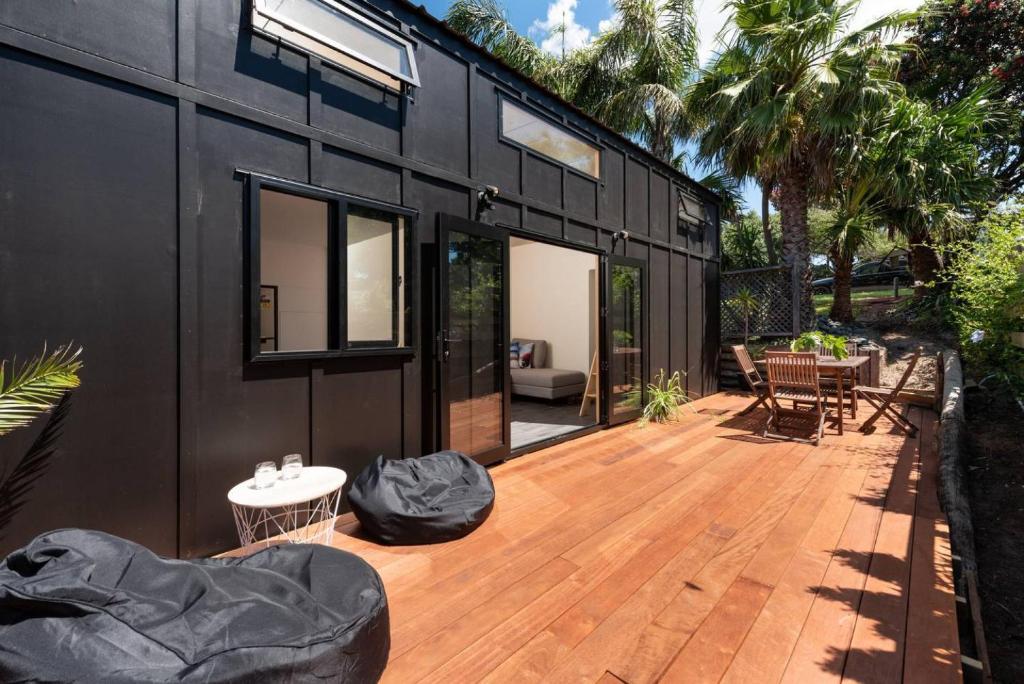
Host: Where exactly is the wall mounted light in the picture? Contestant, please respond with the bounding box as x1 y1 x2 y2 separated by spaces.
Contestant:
475 185 499 223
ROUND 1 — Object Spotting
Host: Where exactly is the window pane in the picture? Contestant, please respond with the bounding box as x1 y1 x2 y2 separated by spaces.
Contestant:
253 0 418 86
347 207 402 344
610 263 643 415
501 100 600 178
259 189 329 352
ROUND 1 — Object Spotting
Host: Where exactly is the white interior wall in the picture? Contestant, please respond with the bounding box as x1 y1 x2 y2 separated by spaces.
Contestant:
510 238 597 375
259 189 328 351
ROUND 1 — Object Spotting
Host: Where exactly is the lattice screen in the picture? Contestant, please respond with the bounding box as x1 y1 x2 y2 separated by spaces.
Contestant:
721 265 797 338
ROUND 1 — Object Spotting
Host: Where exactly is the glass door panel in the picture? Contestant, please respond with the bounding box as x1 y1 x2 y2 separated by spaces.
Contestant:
440 216 510 464
607 257 645 424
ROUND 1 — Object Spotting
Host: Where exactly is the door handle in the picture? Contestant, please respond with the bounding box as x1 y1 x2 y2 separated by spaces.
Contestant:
442 329 450 362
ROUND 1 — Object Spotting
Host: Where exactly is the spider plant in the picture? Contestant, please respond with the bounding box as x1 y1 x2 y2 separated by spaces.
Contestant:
639 369 692 426
0 343 83 436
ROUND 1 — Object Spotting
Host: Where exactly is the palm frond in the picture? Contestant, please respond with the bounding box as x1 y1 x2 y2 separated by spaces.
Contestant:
0 343 83 436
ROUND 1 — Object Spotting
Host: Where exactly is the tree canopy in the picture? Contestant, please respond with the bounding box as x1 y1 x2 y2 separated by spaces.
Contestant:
901 0 1024 195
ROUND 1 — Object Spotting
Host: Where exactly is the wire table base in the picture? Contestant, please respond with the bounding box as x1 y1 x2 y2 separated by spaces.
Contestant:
231 487 343 548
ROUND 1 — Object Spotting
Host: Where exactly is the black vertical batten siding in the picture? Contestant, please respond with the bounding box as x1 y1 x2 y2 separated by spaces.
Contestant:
0 0 721 558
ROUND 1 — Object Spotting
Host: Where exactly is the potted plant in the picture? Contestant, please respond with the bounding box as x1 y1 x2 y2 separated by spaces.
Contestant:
639 369 693 426
790 331 849 359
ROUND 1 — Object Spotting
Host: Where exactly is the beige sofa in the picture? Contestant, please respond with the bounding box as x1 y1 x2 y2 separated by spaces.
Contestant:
510 338 588 400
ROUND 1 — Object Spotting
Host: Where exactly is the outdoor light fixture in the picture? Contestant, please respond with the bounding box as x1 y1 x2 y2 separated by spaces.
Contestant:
475 185 499 222
612 230 630 251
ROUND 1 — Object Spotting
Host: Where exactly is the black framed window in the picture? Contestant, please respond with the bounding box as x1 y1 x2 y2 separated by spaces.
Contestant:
247 173 414 361
250 0 420 91
499 97 602 179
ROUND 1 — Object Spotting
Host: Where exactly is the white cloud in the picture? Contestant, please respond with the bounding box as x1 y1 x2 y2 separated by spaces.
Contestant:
530 0 593 55
694 0 924 66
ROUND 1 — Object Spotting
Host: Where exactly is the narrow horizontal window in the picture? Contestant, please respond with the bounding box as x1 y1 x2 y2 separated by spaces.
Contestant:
252 0 419 88
249 175 414 361
501 99 601 178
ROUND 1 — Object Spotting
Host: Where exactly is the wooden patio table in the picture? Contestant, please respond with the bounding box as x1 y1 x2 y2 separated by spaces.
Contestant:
757 355 871 436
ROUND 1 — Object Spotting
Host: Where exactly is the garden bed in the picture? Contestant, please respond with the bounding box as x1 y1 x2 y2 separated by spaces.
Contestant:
965 388 1024 682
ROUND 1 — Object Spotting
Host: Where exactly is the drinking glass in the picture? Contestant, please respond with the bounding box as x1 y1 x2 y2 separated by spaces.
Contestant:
281 454 303 480
253 461 277 489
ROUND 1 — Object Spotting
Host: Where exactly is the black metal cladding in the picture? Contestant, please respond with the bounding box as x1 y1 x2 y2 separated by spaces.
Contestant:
0 0 721 558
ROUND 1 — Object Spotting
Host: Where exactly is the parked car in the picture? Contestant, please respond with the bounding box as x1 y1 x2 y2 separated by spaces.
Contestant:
812 257 913 295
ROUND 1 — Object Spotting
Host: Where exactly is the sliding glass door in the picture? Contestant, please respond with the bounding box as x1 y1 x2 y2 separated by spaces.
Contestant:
439 215 510 465
606 256 646 425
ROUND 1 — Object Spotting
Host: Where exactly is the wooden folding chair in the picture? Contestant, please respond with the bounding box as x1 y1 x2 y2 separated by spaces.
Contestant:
764 351 836 446
731 344 769 415
858 348 922 436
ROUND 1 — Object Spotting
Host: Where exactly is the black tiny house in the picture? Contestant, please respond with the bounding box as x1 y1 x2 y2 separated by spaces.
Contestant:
0 0 721 558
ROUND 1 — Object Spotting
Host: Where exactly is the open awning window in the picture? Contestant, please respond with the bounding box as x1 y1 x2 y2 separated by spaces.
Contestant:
252 0 420 88
677 190 705 226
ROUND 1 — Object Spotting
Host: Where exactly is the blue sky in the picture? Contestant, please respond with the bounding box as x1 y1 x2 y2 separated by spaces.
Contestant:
419 0 920 213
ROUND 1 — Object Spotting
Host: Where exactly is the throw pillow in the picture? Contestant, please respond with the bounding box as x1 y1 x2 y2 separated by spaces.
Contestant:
518 342 535 368
509 341 520 369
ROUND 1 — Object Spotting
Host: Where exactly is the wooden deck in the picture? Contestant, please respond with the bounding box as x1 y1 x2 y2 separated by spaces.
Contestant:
330 392 961 683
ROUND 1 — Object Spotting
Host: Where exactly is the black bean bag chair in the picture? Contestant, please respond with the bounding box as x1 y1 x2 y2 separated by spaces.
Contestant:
348 451 495 545
0 529 389 683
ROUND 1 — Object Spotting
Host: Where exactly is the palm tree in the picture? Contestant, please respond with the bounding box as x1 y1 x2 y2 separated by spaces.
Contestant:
826 88 1002 317
1 344 82 436
447 0 701 164
727 286 760 343
690 0 915 328
874 88 1003 293
568 0 699 163
445 0 560 90
446 0 746 220
824 203 880 321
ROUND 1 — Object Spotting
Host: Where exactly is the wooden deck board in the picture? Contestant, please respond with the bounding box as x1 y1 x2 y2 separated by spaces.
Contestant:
258 392 960 683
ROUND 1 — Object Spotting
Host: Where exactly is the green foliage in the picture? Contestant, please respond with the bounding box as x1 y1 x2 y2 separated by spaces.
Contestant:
728 287 759 315
727 286 760 343
691 0 917 327
639 369 692 426
902 0 1024 195
942 209 1024 393
0 344 83 436
690 0 914 189
791 331 849 359
444 0 561 90
721 212 770 270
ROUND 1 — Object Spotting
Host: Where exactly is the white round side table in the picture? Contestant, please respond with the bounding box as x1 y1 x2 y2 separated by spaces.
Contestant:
227 466 347 548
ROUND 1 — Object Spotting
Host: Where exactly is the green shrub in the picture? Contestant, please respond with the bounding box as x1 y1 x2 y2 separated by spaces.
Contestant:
943 209 1024 394
639 369 692 426
791 331 849 359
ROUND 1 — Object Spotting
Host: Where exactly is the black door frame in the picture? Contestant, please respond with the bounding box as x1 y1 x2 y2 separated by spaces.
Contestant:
437 213 512 465
501 226 611 451
605 254 647 426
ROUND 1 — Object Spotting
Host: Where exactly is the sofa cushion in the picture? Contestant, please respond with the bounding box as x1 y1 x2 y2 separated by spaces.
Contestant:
512 338 547 368
517 342 535 368
511 367 586 389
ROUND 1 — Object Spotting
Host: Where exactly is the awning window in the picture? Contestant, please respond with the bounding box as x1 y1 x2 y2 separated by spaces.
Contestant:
252 0 420 88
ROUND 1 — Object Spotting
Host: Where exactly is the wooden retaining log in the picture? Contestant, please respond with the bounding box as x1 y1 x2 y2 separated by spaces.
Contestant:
936 350 993 682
